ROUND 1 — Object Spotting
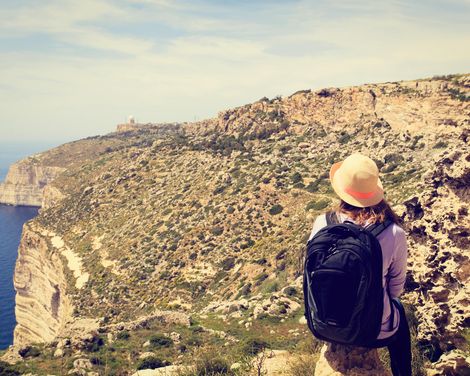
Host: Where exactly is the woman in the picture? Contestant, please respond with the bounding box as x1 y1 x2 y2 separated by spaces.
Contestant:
308 153 412 376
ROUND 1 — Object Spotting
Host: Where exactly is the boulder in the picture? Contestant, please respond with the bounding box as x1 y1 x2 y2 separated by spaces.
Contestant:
427 350 470 376
314 344 391 376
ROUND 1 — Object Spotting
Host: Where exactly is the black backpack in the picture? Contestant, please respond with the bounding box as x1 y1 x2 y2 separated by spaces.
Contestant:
303 211 393 347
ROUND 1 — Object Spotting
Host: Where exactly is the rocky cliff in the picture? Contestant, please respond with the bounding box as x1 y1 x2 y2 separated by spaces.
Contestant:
400 148 469 371
0 159 64 206
0 133 153 207
187 75 469 138
13 223 73 345
2 74 469 375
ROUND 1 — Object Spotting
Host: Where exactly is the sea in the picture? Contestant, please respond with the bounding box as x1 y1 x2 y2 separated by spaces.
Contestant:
0 141 60 349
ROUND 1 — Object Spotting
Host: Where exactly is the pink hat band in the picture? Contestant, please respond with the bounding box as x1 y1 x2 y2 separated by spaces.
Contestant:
344 186 376 199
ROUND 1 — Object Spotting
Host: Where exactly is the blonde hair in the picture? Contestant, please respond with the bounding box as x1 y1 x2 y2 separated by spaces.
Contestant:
336 199 402 226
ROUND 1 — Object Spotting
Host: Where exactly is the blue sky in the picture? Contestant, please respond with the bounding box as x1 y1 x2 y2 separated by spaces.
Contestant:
0 0 469 143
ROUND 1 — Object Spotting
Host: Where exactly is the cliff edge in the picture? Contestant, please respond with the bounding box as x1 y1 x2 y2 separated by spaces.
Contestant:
0 158 64 207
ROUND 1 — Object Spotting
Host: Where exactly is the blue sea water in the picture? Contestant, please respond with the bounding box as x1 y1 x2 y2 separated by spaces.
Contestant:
0 141 61 349
0 205 38 349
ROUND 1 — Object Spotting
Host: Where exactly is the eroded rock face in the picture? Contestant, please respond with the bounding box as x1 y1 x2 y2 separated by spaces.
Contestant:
314 344 391 376
13 223 73 346
187 77 469 139
401 148 470 358
0 159 64 206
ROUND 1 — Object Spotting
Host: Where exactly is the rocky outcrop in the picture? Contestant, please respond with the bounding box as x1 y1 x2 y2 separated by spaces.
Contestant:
314 344 391 376
0 158 64 206
400 147 470 365
13 223 73 346
187 76 469 139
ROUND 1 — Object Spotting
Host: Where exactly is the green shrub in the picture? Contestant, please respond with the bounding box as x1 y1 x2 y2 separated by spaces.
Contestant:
137 356 170 370
116 331 130 340
305 180 321 193
287 354 317 375
447 87 470 102
269 204 284 215
185 334 203 347
284 286 298 296
211 226 224 236
18 346 41 358
0 361 20 376
280 119 290 130
240 238 255 249
149 334 173 348
220 257 235 271
373 158 384 170
241 338 269 355
84 336 105 352
254 272 269 286
190 325 205 333
194 356 233 375
213 186 225 195
240 283 252 296
291 172 303 184
381 163 398 173
338 132 351 144
433 141 448 149
264 281 279 293
305 199 330 211
384 153 404 164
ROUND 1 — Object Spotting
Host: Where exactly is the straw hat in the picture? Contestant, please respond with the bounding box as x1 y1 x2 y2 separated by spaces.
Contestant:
329 153 384 208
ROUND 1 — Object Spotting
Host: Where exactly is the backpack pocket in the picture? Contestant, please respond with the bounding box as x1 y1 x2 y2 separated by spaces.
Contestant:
310 269 359 327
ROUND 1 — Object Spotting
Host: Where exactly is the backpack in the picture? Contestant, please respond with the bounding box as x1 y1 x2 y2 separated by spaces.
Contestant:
303 211 393 347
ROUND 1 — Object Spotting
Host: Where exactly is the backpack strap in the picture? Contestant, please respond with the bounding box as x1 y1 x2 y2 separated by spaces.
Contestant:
366 219 393 238
387 287 395 331
367 219 395 331
325 211 339 225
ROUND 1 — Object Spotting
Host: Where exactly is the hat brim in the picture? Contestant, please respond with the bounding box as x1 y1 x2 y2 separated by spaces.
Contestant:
329 162 384 208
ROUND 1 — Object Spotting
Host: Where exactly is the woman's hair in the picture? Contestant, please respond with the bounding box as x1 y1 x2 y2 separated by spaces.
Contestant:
336 199 402 225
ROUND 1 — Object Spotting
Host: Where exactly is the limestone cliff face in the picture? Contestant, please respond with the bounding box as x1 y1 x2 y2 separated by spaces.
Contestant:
13 223 73 346
0 159 64 207
401 148 469 358
187 76 469 138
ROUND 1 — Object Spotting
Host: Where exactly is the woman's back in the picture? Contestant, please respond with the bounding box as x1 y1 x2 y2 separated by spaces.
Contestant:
309 211 407 339
304 153 412 375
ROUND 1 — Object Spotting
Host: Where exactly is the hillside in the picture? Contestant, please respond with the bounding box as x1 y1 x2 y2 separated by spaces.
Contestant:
1 74 469 375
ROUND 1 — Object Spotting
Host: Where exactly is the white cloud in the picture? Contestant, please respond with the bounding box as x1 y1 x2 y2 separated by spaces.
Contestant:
0 0 469 141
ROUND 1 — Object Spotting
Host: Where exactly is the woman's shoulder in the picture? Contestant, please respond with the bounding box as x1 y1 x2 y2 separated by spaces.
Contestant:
388 222 406 237
380 221 407 248
313 212 328 228
308 212 329 241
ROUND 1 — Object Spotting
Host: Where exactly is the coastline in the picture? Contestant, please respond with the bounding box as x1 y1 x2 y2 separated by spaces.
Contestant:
0 204 38 349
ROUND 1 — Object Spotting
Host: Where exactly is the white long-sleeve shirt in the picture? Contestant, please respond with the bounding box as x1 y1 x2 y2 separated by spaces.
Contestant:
308 212 408 339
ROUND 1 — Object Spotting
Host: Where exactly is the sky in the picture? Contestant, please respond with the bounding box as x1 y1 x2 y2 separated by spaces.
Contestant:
0 0 469 143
